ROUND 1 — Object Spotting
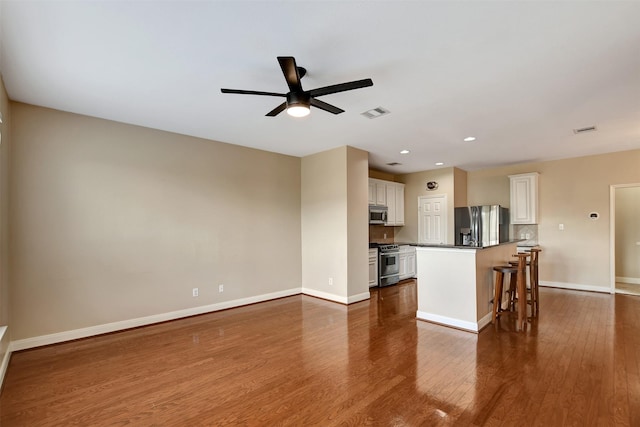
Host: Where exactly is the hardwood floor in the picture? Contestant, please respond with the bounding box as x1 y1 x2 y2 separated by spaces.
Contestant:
1 282 639 426
616 281 640 296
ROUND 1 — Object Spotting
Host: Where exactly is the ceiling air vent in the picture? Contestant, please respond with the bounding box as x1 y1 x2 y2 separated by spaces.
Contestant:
386 162 402 166
573 125 597 134
361 107 390 119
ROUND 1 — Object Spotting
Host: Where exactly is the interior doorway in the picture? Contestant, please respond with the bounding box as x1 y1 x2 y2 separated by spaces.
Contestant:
418 195 447 245
610 184 640 296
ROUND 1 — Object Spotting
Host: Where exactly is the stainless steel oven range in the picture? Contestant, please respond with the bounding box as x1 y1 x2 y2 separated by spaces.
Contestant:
378 244 400 287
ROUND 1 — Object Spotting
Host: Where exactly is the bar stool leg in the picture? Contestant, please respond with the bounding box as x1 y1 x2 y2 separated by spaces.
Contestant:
508 273 517 311
513 253 529 331
492 270 504 324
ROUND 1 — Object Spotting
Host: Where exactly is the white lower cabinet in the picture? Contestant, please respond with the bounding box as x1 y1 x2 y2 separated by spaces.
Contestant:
368 248 378 287
398 245 416 280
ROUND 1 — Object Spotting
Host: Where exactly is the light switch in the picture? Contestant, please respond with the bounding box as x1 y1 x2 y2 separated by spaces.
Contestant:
559 224 564 231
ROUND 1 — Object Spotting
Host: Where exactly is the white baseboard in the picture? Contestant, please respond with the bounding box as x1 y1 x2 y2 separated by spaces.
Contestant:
0 326 10 387
540 281 611 294
300 288 349 304
416 310 481 333
477 312 493 331
10 286 373 352
347 291 370 304
299 288 370 305
616 276 640 285
10 288 301 352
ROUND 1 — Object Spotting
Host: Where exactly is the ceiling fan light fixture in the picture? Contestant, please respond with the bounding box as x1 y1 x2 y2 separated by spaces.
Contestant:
286 92 311 117
287 105 310 117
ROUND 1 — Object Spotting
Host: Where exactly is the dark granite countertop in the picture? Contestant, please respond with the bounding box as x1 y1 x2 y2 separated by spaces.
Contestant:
401 240 524 250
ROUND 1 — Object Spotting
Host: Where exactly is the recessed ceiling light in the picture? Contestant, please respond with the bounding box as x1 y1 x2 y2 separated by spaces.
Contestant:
400 149 410 154
435 162 444 166
463 136 476 142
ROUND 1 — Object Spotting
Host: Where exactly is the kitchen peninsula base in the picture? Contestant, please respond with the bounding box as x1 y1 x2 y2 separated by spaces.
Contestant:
415 242 518 333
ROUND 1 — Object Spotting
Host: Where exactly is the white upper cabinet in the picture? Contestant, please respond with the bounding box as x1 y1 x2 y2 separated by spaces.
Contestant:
395 185 405 226
384 181 405 226
368 179 386 206
509 172 539 224
368 178 405 226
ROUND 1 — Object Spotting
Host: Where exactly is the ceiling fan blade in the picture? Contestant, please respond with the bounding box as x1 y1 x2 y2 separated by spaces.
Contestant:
277 56 303 92
221 88 285 97
266 102 287 117
310 98 344 115
308 78 373 97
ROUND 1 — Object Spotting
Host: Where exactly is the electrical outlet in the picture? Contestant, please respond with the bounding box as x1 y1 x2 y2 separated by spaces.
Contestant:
525 233 531 239
219 284 224 293
192 288 199 297
520 233 525 239
384 233 387 239
328 277 333 286
559 224 565 231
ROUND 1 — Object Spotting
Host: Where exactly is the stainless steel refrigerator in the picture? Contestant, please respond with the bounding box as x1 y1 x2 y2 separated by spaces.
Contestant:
454 205 509 247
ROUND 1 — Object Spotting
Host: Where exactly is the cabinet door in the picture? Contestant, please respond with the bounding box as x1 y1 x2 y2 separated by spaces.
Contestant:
398 252 408 279
385 184 396 225
407 251 416 278
369 260 377 286
375 182 386 206
395 185 405 226
510 173 538 224
368 181 376 205
368 249 378 287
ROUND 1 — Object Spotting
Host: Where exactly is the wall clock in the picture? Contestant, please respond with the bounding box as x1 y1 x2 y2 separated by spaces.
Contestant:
426 181 438 190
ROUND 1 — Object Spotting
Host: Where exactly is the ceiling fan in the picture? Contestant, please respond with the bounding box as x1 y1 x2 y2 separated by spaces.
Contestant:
221 56 373 117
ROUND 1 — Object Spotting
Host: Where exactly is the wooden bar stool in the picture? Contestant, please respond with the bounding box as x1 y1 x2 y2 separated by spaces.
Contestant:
512 253 529 331
529 248 541 316
492 265 518 324
509 248 541 318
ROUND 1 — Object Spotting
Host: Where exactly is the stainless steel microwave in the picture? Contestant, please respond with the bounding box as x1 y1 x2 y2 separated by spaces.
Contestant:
369 205 388 224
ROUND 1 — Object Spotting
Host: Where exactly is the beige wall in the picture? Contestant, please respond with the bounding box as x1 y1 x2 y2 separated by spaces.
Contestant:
396 167 457 244
453 167 468 208
368 169 396 182
10 103 302 340
0 77 12 363
615 186 640 280
468 150 640 288
302 147 348 298
346 147 369 298
301 146 369 302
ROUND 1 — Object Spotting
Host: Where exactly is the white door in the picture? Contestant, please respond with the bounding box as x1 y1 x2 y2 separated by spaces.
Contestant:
418 195 447 244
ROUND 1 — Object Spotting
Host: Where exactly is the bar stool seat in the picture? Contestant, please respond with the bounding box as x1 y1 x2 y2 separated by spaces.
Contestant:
492 265 518 324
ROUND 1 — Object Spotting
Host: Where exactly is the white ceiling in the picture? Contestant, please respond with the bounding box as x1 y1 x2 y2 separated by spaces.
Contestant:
1 1 639 174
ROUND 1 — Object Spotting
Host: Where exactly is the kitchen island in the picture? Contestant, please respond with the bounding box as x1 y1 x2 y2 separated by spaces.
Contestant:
415 241 519 332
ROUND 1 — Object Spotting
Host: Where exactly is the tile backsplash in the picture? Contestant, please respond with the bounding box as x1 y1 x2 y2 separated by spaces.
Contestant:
369 225 394 244
512 224 538 246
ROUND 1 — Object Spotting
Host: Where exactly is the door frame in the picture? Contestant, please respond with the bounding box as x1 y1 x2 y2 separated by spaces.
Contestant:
417 194 448 245
609 183 640 294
